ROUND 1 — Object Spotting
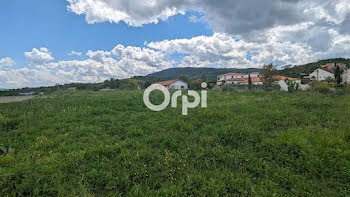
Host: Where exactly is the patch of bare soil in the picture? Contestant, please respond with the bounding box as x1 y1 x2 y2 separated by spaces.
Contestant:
0 96 35 104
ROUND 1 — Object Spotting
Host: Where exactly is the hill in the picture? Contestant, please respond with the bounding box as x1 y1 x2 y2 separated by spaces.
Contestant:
279 58 350 78
146 67 261 81
1 91 349 195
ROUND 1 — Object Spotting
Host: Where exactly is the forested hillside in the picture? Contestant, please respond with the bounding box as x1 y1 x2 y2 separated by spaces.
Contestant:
279 58 350 78
146 67 261 81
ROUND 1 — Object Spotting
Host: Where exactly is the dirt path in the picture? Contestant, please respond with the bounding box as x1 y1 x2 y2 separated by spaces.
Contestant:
0 96 35 104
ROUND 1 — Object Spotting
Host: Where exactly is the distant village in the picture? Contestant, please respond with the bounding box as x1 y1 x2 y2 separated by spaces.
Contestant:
2 62 349 96
153 62 348 92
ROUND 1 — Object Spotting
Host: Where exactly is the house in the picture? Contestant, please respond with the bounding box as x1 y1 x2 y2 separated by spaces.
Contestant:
217 72 262 85
300 73 310 79
223 77 263 85
309 68 334 81
67 87 77 91
274 76 302 91
153 79 188 90
342 69 350 84
320 63 347 71
249 72 261 78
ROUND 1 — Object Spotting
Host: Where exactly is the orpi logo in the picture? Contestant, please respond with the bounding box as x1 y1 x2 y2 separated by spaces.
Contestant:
143 82 207 115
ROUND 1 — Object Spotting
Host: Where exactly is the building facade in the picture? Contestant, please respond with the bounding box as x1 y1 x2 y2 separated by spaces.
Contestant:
154 79 188 90
309 68 335 81
217 72 262 85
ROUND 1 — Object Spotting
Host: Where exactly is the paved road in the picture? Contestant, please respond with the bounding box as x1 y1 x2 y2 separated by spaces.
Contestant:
0 96 35 104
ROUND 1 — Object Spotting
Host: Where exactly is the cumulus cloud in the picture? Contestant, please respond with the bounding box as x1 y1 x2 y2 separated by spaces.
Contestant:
148 32 350 68
65 0 350 66
67 0 185 26
24 47 54 66
0 57 16 68
68 51 83 56
3 0 350 88
1 45 173 89
66 0 350 35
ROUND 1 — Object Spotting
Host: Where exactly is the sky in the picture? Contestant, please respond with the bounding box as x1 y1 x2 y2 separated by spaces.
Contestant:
0 0 350 89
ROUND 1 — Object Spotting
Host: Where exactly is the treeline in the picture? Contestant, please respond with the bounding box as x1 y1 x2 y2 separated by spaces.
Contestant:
0 77 161 96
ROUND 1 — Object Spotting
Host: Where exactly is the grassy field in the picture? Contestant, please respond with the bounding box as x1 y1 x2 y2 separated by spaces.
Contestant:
1 90 350 196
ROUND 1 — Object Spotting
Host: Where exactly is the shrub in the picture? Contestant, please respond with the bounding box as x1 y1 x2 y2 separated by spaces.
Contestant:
285 79 300 93
312 82 333 94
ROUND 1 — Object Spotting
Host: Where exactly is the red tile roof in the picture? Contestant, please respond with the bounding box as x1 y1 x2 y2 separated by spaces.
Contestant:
224 77 261 83
225 78 246 82
154 79 186 86
274 75 300 81
250 77 262 82
320 63 335 68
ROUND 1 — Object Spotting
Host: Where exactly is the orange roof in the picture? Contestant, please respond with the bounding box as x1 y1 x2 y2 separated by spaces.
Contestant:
154 79 186 86
219 72 246 76
274 75 300 81
320 63 334 68
224 77 261 83
225 78 246 82
250 72 260 74
250 77 262 82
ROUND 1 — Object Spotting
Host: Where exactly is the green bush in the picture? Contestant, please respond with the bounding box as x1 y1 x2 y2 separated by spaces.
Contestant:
312 82 333 94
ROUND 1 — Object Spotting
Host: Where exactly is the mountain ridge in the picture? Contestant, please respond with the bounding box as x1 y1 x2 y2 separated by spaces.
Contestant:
146 67 262 81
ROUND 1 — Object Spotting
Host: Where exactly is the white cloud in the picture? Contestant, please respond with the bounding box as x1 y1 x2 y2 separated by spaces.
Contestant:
4 0 350 88
66 0 350 34
24 48 54 66
148 31 350 68
67 0 185 26
0 57 16 68
1 45 173 89
68 51 83 56
65 0 350 66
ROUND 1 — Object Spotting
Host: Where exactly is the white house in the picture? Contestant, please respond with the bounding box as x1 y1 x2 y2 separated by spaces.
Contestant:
217 72 262 85
342 69 350 84
154 79 188 90
309 68 334 81
274 76 302 91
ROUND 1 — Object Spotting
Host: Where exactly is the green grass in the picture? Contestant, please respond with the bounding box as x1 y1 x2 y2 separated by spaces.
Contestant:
1 90 350 196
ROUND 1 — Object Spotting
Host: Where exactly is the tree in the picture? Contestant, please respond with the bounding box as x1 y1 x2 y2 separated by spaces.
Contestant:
260 64 278 91
128 79 139 89
144 81 153 88
285 79 300 93
248 74 252 90
109 78 115 89
335 64 342 86
178 74 190 83
190 80 202 90
200 74 208 82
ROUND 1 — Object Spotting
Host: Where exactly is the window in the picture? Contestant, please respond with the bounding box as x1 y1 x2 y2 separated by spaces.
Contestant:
181 86 184 89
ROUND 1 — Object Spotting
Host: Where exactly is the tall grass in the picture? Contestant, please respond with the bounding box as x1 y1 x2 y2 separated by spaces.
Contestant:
0 90 349 196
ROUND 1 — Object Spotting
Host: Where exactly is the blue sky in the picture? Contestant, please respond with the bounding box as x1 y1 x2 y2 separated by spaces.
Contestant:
0 0 350 88
0 0 211 68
